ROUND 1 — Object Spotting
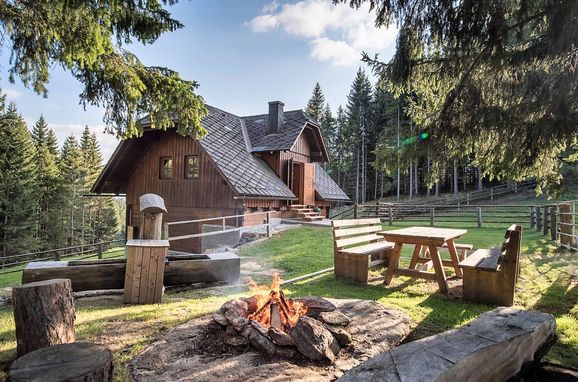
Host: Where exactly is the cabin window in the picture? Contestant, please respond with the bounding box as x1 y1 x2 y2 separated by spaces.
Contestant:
160 157 173 179
185 155 200 179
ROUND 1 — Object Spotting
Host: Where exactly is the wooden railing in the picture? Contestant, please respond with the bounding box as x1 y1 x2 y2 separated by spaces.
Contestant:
0 239 125 275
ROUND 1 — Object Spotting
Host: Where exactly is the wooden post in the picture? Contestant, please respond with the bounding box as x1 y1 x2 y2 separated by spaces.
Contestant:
536 207 542 232
54 249 61 261
139 193 167 240
543 206 550 236
97 243 103 259
12 279 75 357
550 206 558 241
9 342 113 382
477 207 483 227
388 207 393 226
126 225 134 240
162 222 169 240
354 204 359 219
430 208 435 226
530 207 535 228
490 188 494 201
124 240 168 304
559 202 575 247
466 193 470 205
266 212 272 238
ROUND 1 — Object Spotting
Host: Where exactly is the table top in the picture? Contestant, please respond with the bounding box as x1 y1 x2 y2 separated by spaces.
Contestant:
377 226 467 246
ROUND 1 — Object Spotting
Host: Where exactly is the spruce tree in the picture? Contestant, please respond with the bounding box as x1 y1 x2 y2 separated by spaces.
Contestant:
305 83 326 122
320 103 336 171
0 101 38 257
31 116 63 249
59 135 84 246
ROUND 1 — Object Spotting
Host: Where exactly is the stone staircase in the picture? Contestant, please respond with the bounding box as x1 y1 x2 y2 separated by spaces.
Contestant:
290 204 324 222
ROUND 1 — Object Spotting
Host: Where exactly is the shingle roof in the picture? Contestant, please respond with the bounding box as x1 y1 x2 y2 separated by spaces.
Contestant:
198 106 296 199
242 109 314 152
315 163 350 202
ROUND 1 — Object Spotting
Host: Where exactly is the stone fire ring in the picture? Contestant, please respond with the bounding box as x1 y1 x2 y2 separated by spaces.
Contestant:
130 298 412 382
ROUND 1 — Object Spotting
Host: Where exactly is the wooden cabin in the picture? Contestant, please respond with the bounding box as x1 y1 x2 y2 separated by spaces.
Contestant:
92 101 350 252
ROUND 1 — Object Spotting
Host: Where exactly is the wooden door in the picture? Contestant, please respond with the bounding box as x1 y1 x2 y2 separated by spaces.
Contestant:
291 162 302 203
303 163 315 205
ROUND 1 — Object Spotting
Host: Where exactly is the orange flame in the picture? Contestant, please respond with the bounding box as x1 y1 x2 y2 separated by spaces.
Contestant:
244 273 307 333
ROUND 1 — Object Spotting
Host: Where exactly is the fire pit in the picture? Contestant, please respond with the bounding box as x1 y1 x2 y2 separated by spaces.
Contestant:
212 274 354 363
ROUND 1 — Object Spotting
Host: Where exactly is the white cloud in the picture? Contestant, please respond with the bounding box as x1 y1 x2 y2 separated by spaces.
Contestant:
4 88 22 100
25 118 120 162
248 0 397 67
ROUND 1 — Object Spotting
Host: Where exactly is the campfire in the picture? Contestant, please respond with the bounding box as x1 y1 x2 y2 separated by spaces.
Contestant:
212 274 353 363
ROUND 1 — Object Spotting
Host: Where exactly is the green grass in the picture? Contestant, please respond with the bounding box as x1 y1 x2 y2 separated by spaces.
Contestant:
0 223 576 380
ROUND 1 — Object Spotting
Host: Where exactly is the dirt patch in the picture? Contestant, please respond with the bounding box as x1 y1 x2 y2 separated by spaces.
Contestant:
130 299 412 382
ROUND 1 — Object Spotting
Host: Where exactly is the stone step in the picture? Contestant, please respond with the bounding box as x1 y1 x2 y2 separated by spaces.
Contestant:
305 216 324 221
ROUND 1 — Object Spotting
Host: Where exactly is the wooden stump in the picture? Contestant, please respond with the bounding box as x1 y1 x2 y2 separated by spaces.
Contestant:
9 342 113 382
12 279 75 357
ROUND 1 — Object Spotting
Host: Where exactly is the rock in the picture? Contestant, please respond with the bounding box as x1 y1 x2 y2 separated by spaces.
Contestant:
212 313 229 326
250 320 269 336
240 325 253 338
338 307 557 382
275 346 296 359
290 316 340 363
222 300 249 332
318 311 350 327
225 325 237 336
223 332 248 347
324 324 352 346
267 327 294 346
294 297 336 318
241 296 259 312
248 330 276 358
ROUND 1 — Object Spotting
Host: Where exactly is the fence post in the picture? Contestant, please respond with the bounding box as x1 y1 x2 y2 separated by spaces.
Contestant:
550 206 558 241
162 222 169 240
266 212 272 238
54 250 60 261
559 202 575 247
466 193 470 205
477 207 483 228
354 204 359 219
530 206 535 228
97 243 103 259
388 207 393 226
543 206 550 236
536 207 542 232
490 188 494 201
430 208 435 226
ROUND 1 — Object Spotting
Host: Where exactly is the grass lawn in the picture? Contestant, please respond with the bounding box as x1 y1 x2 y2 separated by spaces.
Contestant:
0 224 577 381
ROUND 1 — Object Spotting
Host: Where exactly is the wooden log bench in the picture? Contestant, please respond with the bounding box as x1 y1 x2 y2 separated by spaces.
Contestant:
331 218 394 283
458 224 522 306
338 307 556 382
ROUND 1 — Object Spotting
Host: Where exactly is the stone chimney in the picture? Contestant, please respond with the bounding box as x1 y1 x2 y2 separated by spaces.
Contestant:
267 101 284 135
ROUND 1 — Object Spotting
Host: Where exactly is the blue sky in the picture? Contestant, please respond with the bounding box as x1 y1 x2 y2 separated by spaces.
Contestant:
0 0 397 160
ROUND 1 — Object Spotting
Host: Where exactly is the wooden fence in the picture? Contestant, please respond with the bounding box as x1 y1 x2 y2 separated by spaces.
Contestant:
0 239 125 275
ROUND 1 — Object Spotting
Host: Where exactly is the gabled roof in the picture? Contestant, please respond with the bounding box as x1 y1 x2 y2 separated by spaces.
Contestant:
198 106 296 199
315 163 350 202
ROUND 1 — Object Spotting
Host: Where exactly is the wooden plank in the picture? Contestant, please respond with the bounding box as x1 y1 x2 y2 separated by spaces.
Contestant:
428 245 449 294
153 247 166 303
334 225 382 239
334 252 370 283
445 239 463 278
476 248 502 271
394 267 437 280
339 241 394 256
408 245 422 269
139 248 151 304
331 218 381 228
335 234 383 249
458 248 497 270
130 248 144 303
123 246 136 303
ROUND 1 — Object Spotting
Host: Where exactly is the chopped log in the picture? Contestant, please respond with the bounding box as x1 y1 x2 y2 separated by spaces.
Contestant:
9 342 113 382
139 194 166 240
337 307 557 382
12 279 75 357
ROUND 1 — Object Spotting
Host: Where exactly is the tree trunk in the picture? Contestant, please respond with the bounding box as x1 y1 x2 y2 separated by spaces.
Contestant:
478 165 483 191
414 161 418 197
9 342 113 382
409 162 413 199
453 159 459 194
12 279 75 357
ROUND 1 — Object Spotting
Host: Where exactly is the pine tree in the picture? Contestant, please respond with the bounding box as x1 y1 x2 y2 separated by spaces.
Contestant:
345 68 373 203
320 103 336 171
305 83 326 122
0 101 38 257
46 129 59 158
59 135 84 246
31 116 63 249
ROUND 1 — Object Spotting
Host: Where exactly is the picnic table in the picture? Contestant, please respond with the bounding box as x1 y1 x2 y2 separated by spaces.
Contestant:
377 226 467 294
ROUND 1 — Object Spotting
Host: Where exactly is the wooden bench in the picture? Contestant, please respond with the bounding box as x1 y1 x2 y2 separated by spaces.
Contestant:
421 242 473 261
331 218 394 283
458 224 522 306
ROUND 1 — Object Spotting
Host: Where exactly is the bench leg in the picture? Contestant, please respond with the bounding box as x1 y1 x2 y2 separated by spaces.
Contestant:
428 245 449 294
409 245 422 269
446 240 463 278
383 243 403 285
334 253 370 283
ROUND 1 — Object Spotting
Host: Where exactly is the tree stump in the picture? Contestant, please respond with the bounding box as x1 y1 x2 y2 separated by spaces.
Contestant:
12 279 75 357
9 342 113 382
